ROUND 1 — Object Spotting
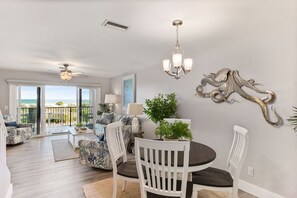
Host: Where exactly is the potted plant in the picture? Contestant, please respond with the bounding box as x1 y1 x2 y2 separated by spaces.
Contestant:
144 93 179 124
75 122 85 131
287 106 297 132
155 120 192 140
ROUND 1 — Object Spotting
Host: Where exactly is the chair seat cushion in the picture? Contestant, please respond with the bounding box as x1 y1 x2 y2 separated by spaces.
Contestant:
192 167 233 187
5 121 18 127
117 161 138 179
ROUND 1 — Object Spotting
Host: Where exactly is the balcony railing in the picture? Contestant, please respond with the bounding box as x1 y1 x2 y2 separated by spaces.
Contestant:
19 106 93 127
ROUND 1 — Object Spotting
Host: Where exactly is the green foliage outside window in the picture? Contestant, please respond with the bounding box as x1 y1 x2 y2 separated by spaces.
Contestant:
56 101 64 106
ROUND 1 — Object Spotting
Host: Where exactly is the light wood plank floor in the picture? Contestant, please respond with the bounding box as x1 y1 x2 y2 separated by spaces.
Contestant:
7 135 112 198
7 135 257 198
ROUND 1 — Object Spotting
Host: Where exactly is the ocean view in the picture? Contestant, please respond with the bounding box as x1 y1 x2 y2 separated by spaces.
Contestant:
21 99 90 106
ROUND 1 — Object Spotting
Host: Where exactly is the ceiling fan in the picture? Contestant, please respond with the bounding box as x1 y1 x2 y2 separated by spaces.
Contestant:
59 63 73 80
39 62 87 79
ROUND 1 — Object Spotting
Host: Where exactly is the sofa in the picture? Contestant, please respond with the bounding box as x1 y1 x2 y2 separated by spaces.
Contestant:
3 115 33 145
78 113 133 170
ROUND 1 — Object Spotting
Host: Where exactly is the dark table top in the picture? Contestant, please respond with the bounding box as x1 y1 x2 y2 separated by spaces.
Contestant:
188 141 216 167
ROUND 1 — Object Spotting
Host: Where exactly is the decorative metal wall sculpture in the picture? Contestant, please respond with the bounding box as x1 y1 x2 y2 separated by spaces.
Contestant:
195 68 282 126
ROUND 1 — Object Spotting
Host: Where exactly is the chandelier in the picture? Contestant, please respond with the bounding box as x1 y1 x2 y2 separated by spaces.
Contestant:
60 64 72 81
163 20 193 79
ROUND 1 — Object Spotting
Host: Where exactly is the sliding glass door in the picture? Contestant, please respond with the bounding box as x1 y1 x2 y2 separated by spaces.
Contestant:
17 86 41 135
77 88 95 129
10 83 99 136
44 86 77 134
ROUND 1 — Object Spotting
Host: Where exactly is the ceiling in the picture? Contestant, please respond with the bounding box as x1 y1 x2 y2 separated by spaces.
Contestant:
0 0 289 78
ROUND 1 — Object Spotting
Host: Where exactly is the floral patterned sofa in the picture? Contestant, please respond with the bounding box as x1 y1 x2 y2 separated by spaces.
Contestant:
78 113 133 170
3 115 33 145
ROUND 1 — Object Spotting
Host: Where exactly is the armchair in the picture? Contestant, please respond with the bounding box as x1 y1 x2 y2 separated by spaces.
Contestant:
78 124 133 170
4 116 33 145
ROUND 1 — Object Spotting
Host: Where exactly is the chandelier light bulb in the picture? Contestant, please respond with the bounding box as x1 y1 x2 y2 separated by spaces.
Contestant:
184 58 193 71
163 59 170 72
172 53 182 68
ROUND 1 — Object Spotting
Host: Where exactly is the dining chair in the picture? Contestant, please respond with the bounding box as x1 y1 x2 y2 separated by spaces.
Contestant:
164 118 191 129
134 138 190 198
106 121 139 198
191 125 249 198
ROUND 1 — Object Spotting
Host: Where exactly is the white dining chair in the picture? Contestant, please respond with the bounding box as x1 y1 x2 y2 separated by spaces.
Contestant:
134 138 190 198
191 125 249 198
106 121 139 198
164 118 191 129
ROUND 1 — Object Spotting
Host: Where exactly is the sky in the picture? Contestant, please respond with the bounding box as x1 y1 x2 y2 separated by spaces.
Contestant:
20 86 90 100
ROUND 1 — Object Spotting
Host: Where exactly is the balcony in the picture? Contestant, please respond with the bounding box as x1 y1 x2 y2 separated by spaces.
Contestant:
19 106 94 134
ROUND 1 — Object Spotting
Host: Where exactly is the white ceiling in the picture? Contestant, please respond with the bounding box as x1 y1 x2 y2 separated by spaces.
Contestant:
0 0 289 78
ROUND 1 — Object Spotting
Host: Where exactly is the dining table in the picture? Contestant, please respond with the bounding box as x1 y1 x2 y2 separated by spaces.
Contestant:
182 141 216 172
140 141 216 172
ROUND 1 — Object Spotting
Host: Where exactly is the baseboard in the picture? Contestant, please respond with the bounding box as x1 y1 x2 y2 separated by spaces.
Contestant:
239 180 284 198
5 183 13 198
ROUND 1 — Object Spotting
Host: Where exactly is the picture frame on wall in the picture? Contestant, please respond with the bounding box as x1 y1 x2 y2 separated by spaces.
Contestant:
122 74 135 110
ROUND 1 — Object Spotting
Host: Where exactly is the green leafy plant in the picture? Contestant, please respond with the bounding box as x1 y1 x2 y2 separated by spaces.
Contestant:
155 121 192 140
144 93 179 124
76 122 83 127
287 106 297 132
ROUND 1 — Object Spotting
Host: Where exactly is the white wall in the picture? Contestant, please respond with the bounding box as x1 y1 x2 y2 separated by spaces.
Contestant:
111 2 297 197
0 69 111 115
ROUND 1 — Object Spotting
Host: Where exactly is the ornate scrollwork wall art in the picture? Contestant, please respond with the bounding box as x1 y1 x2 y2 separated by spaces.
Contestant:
195 68 282 126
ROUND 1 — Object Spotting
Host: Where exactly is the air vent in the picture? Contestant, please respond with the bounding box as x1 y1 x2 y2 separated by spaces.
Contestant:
102 19 129 31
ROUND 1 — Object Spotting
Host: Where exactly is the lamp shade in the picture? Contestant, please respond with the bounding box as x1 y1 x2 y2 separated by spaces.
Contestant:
105 94 117 104
127 103 143 115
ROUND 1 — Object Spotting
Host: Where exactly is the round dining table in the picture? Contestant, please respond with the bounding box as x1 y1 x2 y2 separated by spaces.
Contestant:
186 141 216 172
139 141 216 172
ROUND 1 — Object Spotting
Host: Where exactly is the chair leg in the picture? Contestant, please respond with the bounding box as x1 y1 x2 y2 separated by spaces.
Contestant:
112 177 117 198
122 180 127 192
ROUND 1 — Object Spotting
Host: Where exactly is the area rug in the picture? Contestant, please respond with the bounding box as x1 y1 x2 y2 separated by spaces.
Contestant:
83 177 227 198
51 139 79 162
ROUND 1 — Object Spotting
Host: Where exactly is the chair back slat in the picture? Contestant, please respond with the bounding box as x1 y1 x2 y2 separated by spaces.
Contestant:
106 122 126 170
135 138 190 198
226 125 249 180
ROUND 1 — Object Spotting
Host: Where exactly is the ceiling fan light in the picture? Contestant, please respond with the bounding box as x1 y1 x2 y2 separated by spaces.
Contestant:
60 70 72 80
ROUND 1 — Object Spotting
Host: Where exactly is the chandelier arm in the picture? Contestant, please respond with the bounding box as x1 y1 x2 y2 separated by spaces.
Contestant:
165 71 177 78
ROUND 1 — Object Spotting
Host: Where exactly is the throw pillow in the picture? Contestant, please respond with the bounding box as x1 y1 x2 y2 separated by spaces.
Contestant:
5 121 18 127
112 114 123 122
98 133 105 142
120 115 130 125
98 113 114 125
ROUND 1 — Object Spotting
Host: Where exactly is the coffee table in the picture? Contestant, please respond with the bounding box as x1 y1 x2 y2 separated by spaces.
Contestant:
67 127 94 150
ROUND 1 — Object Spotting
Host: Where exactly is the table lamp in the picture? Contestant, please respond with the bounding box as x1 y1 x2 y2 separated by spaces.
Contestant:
105 94 117 112
127 103 143 133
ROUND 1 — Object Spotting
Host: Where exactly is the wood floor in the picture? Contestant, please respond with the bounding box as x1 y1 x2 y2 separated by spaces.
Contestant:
6 135 112 198
7 135 257 198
